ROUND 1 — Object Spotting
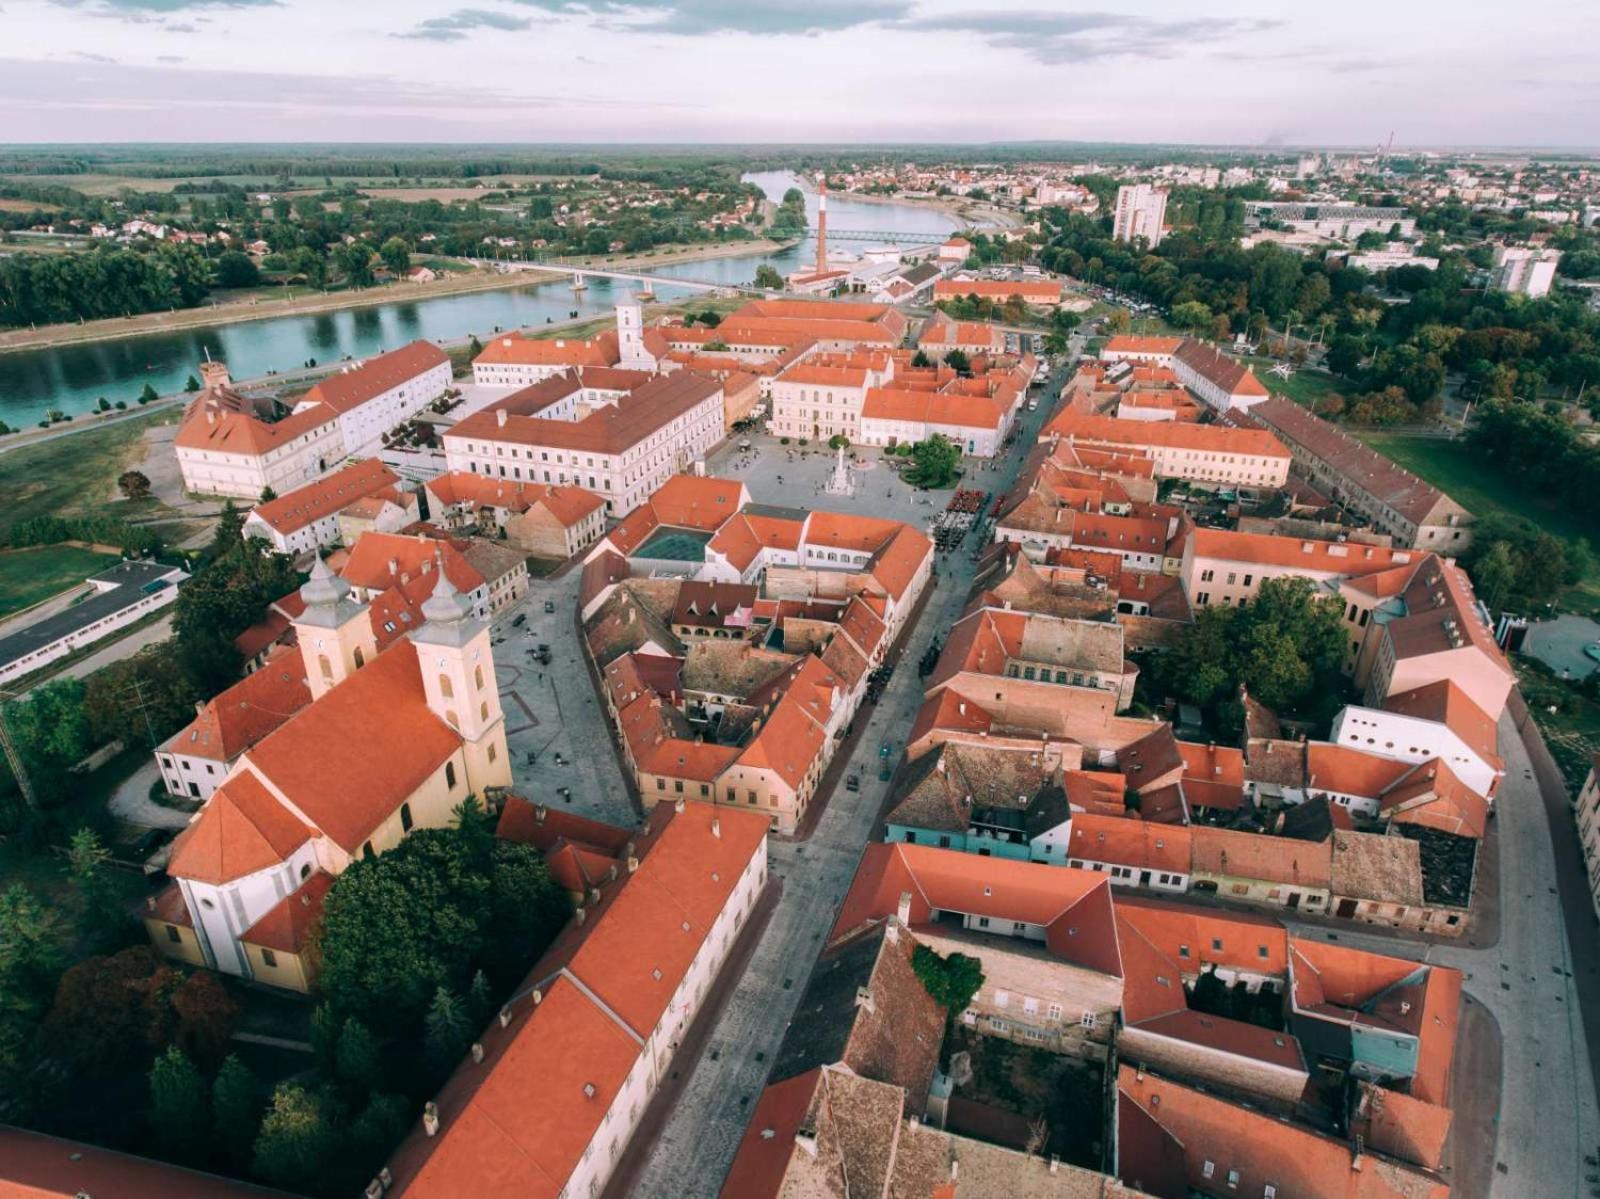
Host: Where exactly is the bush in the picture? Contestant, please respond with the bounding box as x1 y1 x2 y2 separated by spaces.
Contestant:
912 943 984 1014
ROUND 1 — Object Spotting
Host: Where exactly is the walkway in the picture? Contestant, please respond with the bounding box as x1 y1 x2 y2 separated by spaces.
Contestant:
107 758 193 831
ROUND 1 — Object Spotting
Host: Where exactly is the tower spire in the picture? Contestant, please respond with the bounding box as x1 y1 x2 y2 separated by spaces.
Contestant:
815 171 828 276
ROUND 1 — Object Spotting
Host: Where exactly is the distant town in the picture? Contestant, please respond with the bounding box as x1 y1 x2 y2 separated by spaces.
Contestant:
0 139 1598 1199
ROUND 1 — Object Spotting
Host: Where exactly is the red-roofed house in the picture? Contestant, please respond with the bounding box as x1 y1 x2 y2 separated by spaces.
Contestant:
424 470 605 559
294 340 451 457
175 360 343 499
243 458 407 554
381 803 769 1199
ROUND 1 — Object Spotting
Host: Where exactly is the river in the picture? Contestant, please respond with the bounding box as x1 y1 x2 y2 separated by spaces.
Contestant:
0 171 959 427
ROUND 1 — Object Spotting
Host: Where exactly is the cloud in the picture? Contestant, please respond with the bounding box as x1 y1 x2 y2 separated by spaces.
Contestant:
512 0 912 36
895 8 1282 63
395 8 534 39
156 53 187 61
68 50 119 62
50 0 276 10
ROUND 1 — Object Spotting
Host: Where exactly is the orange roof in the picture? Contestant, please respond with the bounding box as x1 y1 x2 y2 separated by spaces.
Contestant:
1116 1066 1448 1199
1190 825 1333 889
649 475 747 530
473 328 619 368
340 530 483 597
1380 757 1489 838
866 524 932 602
1116 893 1289 977
1189 527 1413 574
1178 741 1246 810
831 843 1122 977
737 690 828 790
862 387 1006 431
162 648 311 763
240 870 333 954
249 458 402 536
1103 335 1185 356
300 340 448 414
387 804 769 1198
0 1127 289 1198
1046 412 1290 459
174 396 336 457
1069 813 1191 875
243 639 464 853
719 1069 823 1199
1382 679 1500 769
424 471 603 527
167 771 313 886
933 279 1061 302
707 512 803 573
1308 743 1415 801
1174 339 1269 398
451 372 721 456
776 362 871 388
734 298 897 324
495 797 635 857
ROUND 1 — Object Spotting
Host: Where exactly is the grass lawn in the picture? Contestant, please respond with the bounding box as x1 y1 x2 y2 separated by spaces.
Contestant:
0 408 181 541
0 545 120 620
1357 432 1600 610
1244 358 1357 414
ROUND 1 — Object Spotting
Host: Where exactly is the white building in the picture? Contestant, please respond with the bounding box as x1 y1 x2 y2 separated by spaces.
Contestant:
1112 184 1168 247
293 341 452 459
174 362 343 501
1492 245 1561 298
1328 681 1503 802
444 372 724 518
0 560 188 685
768 352 893 442
242 458 408 555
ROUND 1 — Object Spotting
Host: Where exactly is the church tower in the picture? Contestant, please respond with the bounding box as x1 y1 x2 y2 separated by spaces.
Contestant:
616 294 655 370
293 554 376 700
410 556 511 793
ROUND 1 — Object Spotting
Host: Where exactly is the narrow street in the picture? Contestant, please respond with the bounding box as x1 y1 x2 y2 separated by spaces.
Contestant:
627 354 1070 1197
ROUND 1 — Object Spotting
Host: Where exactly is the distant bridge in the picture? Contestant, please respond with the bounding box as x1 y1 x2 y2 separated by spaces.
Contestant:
813 229 950 244
467 259 748 295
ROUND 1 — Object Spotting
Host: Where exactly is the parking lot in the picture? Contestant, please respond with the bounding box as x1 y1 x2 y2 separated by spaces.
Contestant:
489 563 640 828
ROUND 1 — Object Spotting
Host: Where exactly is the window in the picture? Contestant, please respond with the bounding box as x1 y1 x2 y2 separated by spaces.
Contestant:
439 673 454 699
401 803 414 833
300 862 312 880
261 948 278 968
488 742 497 763
475 664 485 690
353 647 365 669
1202 1161 1215 1179
994 990 1010 1008
165 924 182 944
445 761 458 789
976 916 990 929
1226 1169 1239 1188
1047 1003 1063 1020
1212 937 1224 950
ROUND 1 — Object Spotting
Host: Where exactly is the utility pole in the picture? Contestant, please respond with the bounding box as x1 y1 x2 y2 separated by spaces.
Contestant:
0 690 38 813
123 677 160 749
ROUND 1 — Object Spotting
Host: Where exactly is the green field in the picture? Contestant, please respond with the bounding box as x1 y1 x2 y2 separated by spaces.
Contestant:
0 408 182 539
1245 359 1356 414
0 545 120 620
1357 432 1600 608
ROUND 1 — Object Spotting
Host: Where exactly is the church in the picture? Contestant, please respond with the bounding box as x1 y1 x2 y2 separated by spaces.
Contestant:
145 554 512 991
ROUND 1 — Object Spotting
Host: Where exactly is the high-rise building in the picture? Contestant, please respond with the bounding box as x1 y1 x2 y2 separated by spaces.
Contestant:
1491 245 1561 298
1112 183 1168 246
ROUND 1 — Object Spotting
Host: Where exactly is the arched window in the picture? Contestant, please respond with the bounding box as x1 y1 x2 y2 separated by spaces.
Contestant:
445 762 458 790
400 802 414 833
446 710 459 730
353 647 365 669
318 654 334 682
299 862 311 881
474 664 485 691
479 701 489 722
439 673 454 699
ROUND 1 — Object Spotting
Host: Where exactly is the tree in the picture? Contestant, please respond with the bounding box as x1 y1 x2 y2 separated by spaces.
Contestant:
118 469 152 500
1171 300 1212 331
905 435 961 489
252 1083 337 1192
316 814 569 1034
82 645 204 749
942 349 972 376
466 969 495 1026
259 485 277 502
754 264 783 290
214 251 261 290
911 944 984 1014
0 884 68 1091
184 374 201 392
334 242 374 288
827 434 850 450
43 946 176 1077
910 349 932 368
148 1045 209 1162
334 1016 382 1096
66 828 123 951
139 382 160 405
1106 308 1131 334
290 246 327 290
170 969 241 1068
2 679 94 805
424 986 471 1075
212 1054 264 1169
380 237 411 276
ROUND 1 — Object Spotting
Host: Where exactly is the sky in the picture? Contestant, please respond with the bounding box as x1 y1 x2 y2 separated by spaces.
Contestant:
1 0 1597 147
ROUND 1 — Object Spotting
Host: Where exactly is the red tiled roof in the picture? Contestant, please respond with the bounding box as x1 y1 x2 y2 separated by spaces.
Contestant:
167 771 313 886
249 458 401 536
1046 412 1290 460
239 870 333 954
449 372 721 456
0 1127 290 1198
300 340 448 414
1068 813 1191 875
425 471 603 527
162 648 311 763
340 531 484 597
1190 826 1333 889
933 279 1061 302
1103 335 1185 356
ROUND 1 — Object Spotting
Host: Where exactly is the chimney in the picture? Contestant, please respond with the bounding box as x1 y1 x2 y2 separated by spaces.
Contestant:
388 557 399 577
587 887 601 904
532 988 543 1005
145 896 157 912
497 409 508 427
470 1042 484 1063
575 906 587 926
366 1181 384 1199
674 796 686 814
627 855 640 873
583 1082 596 1099
422 1102 440 1137
199 359 232 389
712 816 721 838
896 890 913 925
498 1006 513 1028
194 700 207 717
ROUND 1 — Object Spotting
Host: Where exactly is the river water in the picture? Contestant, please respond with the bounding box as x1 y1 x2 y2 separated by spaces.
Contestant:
0 171 959 427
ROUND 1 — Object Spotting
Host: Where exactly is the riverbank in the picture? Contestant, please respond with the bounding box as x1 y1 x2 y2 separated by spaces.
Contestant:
0 266 566 355
0 236 789 357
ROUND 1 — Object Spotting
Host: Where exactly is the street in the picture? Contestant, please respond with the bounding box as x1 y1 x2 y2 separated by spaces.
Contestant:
625 355 1071 1196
